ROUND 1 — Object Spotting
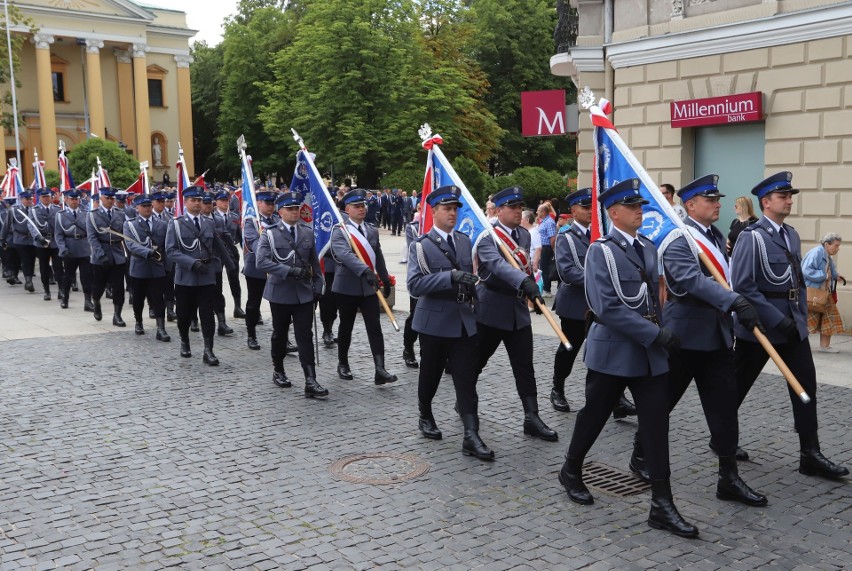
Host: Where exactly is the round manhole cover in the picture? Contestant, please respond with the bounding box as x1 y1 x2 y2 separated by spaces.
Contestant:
329 452 430 485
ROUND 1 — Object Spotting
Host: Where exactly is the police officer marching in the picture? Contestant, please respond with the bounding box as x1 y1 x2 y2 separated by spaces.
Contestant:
629 174 767 508
407 186 491 459
558 179 698 539
255 191 328 398
202 191 235 337
54 189 94 311
474 186 557 443
151 191 177 322
4 190 49 293
123 193 171 341
32 188 63 301
330 188 397 385
242 190 279 351
214 190 245 319
731 172 848 479
401 204 421 368
86 187 127 326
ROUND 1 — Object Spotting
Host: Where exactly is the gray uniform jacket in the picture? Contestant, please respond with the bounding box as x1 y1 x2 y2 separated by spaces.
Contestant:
553 224 590 320
730 217 808 344
583 229 668 378
256 221 323 305
123 216 167 279
123 205 137 221
661 218 739 351
213 210 241 268
330 221 390 296
474 223 531 331
6 205 43 246
205 214 224 273
165 214 235 287
31 204 59 248
54 209 91 258
87 207 127 265
404 221 418 250
242 215 278 279
407 229 477 338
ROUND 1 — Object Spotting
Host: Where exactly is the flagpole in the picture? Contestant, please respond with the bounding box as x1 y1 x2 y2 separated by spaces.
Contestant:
291 128 399 332
424 130 572 351
4 0 21 168
581 87 809 404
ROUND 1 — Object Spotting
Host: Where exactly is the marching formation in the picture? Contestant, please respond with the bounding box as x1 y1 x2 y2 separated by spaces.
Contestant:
1 132 849 542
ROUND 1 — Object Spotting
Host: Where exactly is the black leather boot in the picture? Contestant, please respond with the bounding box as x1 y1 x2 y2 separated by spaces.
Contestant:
272 368 291 388
558 456 594 505
84 295 95 312
93 299 102 321
550 381 570 412
717 455 768 506
135 320 145 335
216 312 234 336
247 336 260 350
233 302 245 319
60 290 69 309
155 318 171 342
629 432 651 483
113 306 126 327
612 392 637 419
648 479 699 538
285 338 297 354
202 337 219 366
461 413 493 460
105 284 112 299
57 288 65 301
522 396 558 441
403 347 419 368
418 400 442 440
166 301 177 322
71 280 79 292
190 318 200 332
303 365 328 398
709 438 749 461
24 276 35 292
337 360 354 380
43 286 51 301
149 308 156 319
373 355 397 385
798 432 850 479
180 337 192 358
322 329 335 347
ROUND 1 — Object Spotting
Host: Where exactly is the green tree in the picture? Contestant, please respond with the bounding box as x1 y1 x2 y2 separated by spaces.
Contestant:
470 0 576 176
191 41 226 181
451 155 494 204
0 6 37 133
379 167 422 193
68 138 139 189
44 169 60 188
510 166 567 205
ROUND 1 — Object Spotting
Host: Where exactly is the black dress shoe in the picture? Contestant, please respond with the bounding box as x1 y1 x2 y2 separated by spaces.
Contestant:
648 480 699 538
93 301 102 321
272 371 291 388
71 281 79 292
373 355 397 385
558 460 594 505
247 336 261 350
57 290 65 301
135 322 145 335
799 432 849 479
419 417 442 440
166 306 177 322
717 456 768 507
322 330 335 347
84 298 95 312
402 347 419 368
523 412 558 441
190 319 200 332
12 276 22 285
285 340 298 354
710 439 749 461
550 388 570 412
43 291 51 301
104 287 112 299
24 277 34 292
203 346 219 366
180 342 192 358
49 277 56 285
59 298 69 309
304 378 329 398
113 314 126 327
612 393 637 419
337 362 354 380
233 307 246 319
257 317 264 326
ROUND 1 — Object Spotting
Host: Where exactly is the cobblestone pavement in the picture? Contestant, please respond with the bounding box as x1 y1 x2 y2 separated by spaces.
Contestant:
1 309 850 571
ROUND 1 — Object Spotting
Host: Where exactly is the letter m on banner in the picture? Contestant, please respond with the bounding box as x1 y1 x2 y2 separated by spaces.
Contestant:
521 90 566 137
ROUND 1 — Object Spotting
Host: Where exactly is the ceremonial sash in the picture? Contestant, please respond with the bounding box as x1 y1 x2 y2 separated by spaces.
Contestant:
492 226 532 275
686 226 730 284
346 222 377 270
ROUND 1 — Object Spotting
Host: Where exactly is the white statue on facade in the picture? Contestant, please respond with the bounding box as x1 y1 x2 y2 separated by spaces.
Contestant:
152 137 163 167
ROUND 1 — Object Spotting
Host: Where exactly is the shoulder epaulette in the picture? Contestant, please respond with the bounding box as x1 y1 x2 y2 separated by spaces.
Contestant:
414 234 428 243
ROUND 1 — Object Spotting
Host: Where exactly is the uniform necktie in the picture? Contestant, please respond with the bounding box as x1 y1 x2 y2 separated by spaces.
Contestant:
632 239 645 270
779 226 790 250
289 226 295 241
194 217 200 232
511 228 519 243
585 229 591 239
447 234 456 255
73 210 77 220
107 209 112 222
145 219 151 233
705 228 718 249
357 225 365 237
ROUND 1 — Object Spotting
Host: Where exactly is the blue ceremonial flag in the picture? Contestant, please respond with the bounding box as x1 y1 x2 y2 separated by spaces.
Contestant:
298 149 343 258
289 150 316 201
426 142 489 247
240 153 257 222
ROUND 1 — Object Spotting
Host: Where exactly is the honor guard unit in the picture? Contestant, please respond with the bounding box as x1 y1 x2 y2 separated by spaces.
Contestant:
242 191 279 351
86 187 127 326
54 189 94 311
32 188 63 301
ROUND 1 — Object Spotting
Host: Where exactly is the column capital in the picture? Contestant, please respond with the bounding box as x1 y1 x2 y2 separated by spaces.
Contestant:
85 39 104 54
31 33 55 50
131 43 148 59
174 54 194 69
114 49 132 64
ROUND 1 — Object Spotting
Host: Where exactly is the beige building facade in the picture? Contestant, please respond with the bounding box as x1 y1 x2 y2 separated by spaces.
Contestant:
553 0 852 328
2 0 196 181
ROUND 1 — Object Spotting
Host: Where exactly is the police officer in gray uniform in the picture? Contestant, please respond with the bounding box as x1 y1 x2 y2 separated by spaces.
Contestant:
215 190 245 319
402 208 421 368
202 191 235 336
474 186 556 442
243 191 279 350
5 190 49 293
124 193 171 341
408 186 492 459
166 185 236 365
151 191 177 321
331 188 396 385
32 188 63 300
628 174 767 507
55 189 94 311
551 188 636 417
558 179 698 539
87 187 127 326
255 191 327 397
732 172 848 479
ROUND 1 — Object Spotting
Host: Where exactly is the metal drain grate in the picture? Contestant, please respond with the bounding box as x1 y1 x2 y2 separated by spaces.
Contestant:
583 461 651 497
330 452 430 485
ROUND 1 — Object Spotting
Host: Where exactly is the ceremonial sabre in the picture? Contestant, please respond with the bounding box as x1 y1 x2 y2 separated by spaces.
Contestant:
97 227 163 262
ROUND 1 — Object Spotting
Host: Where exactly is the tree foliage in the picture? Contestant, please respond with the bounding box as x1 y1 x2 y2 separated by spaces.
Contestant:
379 166 423 193
451 155 495 204
191 41 226 181
508 166 567 206
0 6 37 132
68 139 139 189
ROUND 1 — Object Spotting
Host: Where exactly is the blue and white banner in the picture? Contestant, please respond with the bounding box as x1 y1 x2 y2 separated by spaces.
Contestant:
289 150 316 202
428 144 489 246
240 153 258 223
296 149 342 258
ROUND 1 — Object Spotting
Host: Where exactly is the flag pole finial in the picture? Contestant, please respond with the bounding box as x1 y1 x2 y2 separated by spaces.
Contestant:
237 134 247 153
140 161 148 170
59 139 66 153
579 86 596 110
418 124 433 142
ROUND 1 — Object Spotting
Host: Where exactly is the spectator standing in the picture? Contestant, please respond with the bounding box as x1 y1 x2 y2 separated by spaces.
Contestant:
727 196 759 256
537 203 557 297
660 183 686 221
521 210 541 273
802 233 846 353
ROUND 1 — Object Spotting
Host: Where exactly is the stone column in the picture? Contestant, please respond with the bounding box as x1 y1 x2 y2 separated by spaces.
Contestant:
131 43 151 166
114 49 136 152
85 39 105 139
174 54 195 175
32 33 58 170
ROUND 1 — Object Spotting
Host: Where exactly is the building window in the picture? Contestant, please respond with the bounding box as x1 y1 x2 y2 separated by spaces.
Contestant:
52 71 65 102
148 78 164 107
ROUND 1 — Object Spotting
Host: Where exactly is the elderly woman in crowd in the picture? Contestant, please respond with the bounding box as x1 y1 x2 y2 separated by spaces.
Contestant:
802 233 846 353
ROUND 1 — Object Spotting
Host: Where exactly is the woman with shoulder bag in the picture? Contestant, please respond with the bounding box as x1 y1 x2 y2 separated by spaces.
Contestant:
802 233 846 353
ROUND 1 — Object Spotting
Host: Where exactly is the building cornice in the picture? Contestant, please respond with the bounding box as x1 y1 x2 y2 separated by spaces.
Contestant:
550 46 605 78
606 3 852 68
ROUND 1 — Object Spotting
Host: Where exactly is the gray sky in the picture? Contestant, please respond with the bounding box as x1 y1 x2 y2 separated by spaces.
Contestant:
151 0 239 46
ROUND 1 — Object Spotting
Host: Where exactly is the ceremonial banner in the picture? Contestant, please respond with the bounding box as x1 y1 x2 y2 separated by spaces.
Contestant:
1 160 26 201
32 152 47 189
96 156 111 188
297 149 342 258
175 143 191 218
239 150 258 224
58 144 75 193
